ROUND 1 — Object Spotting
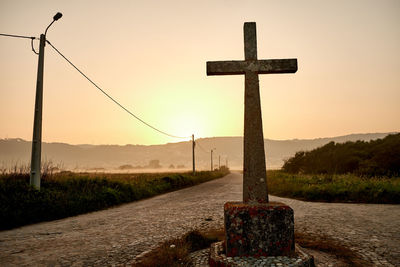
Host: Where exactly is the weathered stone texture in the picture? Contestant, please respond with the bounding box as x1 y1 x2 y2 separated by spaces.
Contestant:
224 201 295 257
244 22 257 60
207 59 297 76
243 69 268 203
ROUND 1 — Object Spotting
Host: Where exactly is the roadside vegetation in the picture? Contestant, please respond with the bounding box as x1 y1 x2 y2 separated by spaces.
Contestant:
282 133 400 177
267 170 399 203
270 133 400 203
0 168 229 230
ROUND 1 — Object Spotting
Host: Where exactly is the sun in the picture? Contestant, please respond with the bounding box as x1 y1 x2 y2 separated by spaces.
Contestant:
168 113 206 140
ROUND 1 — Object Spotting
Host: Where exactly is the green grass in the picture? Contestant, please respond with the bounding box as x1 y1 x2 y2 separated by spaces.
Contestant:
267 170 400 204
0 170 229 230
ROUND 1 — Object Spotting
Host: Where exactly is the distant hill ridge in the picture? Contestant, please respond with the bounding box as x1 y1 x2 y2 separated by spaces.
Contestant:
0 133 395 170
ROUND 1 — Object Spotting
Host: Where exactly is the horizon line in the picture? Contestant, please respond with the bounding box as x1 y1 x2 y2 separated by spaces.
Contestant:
1 131 397 147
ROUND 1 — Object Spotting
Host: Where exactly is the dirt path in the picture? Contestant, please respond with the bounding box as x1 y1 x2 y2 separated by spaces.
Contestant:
0 172 399 266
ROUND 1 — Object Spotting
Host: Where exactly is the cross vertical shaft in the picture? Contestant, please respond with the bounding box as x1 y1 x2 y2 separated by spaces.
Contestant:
243 23 267 202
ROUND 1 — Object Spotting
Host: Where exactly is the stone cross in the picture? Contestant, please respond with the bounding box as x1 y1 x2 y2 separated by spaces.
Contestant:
207 22 297 203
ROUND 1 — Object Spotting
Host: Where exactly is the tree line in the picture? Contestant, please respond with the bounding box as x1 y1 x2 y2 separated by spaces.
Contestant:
282 133 400 177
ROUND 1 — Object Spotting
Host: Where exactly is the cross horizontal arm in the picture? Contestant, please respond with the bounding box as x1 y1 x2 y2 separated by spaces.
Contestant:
207 59 297 76
257 59 297 74
207 61 247 75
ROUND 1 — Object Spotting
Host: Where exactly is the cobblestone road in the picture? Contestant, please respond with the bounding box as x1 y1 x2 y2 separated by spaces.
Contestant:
0 172 399 266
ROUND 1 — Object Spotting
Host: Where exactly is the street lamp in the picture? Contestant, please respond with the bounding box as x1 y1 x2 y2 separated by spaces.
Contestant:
45 12 63 37
30 12 63 190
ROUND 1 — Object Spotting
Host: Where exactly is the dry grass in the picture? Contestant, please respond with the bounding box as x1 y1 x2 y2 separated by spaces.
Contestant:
133 229 224 267
135 239 190 267
295 231 372 267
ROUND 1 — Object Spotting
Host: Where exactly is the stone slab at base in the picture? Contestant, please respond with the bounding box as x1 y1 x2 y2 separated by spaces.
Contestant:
224 201 294 257
209 241 315 267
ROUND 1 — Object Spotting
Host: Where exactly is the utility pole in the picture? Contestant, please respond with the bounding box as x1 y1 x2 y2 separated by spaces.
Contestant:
30 34 45 189
219 155 221 169
30 12 62 190
211 149 213 171
192 134 195 175
210 148 216 171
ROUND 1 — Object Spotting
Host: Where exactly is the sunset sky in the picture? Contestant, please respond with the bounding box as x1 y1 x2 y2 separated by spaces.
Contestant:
1 0 399 145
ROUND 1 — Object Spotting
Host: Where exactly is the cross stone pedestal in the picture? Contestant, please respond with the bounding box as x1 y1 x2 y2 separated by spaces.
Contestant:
224 202 294 257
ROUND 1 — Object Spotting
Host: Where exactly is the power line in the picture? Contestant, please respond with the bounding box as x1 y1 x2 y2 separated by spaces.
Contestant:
46 39 190 139
0 33 39 55
31 39 39 55
0 33 37 40
196 141 210 153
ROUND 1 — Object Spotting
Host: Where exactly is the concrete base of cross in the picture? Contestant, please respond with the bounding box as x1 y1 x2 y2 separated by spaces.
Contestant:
224 201 295 257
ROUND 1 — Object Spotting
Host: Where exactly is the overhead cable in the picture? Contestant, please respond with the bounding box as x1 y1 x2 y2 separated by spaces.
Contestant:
0 33 39 54
0 33 37 40
196 141 211 153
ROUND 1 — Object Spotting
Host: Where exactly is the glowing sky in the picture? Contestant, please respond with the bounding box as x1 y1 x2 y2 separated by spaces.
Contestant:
1 0 399 145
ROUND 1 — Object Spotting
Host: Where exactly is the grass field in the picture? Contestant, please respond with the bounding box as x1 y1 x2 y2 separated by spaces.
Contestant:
0 169 229 230
267 170 400 204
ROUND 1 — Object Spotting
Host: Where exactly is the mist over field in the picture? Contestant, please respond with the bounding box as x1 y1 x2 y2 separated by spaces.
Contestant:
0 133 393 171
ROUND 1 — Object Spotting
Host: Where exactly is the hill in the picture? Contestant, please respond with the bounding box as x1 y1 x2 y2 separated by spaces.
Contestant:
0 133 395 171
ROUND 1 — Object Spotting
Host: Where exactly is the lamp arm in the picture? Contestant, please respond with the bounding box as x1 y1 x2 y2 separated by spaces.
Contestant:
44 20 55 37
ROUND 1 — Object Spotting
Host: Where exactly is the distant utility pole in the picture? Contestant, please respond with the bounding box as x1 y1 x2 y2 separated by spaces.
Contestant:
30 12 62 190
210 148 216 171
192 134 195 175
219 155 221 169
